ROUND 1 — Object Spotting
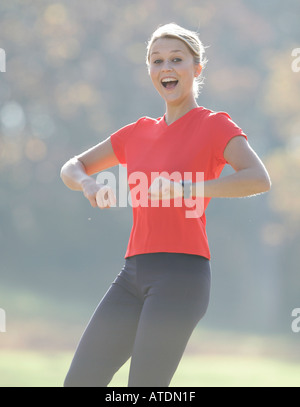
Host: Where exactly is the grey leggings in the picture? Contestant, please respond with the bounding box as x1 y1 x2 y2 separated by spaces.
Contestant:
64 252 211 387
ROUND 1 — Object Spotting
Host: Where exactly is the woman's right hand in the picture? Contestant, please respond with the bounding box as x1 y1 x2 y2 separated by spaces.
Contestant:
81 178 116 209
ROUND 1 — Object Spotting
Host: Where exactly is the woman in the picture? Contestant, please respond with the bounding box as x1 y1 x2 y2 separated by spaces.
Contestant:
61 23 271 387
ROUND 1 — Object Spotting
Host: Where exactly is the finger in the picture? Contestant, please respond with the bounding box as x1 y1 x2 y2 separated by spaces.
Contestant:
159 178 168 198
102 187 112 208
98 187 115 209
85 192 98 208
90 198 98 208
107 189 116 207
96 190 105 209
162 184 168 195
148 187 159 200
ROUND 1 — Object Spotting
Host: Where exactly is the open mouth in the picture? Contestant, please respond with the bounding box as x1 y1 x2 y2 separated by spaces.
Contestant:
161 78 179 90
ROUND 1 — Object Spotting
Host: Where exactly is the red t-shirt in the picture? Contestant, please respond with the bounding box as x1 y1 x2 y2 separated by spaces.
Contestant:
110 107 247 259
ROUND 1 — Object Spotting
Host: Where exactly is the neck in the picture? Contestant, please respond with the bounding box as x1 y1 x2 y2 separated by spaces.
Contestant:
164 98 199 126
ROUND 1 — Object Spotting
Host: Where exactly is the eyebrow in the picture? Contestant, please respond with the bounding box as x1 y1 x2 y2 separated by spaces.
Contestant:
150 49 185 56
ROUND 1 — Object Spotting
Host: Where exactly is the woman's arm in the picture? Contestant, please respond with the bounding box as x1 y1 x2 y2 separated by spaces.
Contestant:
60 137 119 207
148 136 271 200
193 136 271 198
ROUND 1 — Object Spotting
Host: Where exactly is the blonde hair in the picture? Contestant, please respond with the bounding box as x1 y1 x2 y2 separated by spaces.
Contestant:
146 23 208 98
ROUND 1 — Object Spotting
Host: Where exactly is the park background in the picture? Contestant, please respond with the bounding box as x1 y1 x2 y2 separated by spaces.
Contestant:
0 0 300 387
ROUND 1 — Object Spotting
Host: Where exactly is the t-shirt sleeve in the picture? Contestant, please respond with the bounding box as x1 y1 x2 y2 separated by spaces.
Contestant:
210 112 247 164
110 121 137 165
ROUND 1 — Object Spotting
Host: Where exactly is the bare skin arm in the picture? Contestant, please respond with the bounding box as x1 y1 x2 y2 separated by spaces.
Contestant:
60 137 119 207
148 136 271 200
193 136 271 198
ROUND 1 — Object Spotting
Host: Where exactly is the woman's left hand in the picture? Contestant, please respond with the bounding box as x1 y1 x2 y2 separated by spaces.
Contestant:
148 176 183 200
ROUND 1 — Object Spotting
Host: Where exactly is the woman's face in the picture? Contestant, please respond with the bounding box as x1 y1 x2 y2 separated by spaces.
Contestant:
148 37 202 106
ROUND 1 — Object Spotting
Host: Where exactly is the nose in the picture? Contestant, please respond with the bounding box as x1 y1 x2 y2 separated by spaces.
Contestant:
161 60 173 72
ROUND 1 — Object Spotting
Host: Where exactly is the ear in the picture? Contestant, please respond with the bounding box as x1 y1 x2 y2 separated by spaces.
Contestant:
194 64 202 78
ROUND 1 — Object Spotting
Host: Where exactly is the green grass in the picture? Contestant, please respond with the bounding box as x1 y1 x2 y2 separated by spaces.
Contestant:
1 350 300 387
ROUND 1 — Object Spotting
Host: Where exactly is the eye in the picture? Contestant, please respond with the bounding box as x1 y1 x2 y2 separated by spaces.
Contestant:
153 59 163 64
173 58 182 63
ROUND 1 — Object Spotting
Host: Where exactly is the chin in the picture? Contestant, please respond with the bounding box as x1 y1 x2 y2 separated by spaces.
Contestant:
164 94 187 106
161 89 181 101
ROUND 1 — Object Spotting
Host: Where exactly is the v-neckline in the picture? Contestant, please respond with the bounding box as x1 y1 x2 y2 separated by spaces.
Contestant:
160 107 204 129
